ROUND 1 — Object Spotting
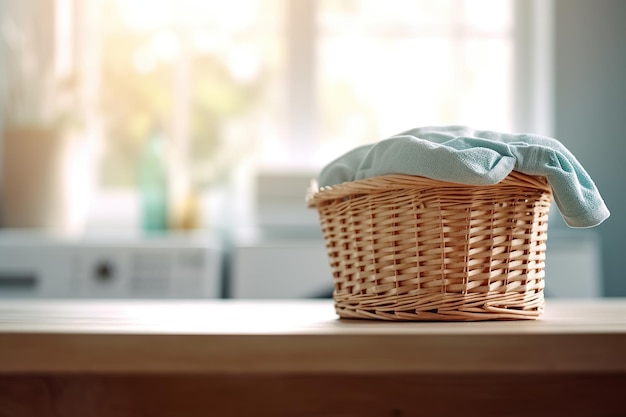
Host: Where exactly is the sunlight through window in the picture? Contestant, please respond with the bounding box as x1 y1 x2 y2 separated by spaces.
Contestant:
97 0 514 190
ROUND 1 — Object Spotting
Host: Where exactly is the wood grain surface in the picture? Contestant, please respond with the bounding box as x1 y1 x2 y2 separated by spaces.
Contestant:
1 299 625 415
1 299 625 374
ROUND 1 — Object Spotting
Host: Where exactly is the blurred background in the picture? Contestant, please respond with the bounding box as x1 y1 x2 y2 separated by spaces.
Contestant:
0 0 624 300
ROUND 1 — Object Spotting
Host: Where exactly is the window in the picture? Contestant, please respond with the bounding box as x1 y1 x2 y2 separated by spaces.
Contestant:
97 0 524 186
2 0 552 230
99 0 284 188
315 0 517 163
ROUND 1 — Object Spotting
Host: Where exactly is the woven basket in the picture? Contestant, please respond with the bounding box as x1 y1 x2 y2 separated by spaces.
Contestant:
307 171 553 321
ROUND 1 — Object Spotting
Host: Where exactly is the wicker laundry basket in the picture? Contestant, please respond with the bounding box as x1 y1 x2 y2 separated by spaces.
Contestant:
307 171 553 321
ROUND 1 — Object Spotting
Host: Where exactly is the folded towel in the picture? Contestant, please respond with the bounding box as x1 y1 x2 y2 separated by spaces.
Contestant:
318 125 610 228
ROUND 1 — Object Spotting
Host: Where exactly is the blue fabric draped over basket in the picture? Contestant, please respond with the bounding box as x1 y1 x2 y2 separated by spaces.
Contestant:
318 125 609 228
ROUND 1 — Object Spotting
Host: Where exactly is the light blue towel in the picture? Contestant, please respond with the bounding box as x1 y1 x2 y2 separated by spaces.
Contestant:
318 125 610 228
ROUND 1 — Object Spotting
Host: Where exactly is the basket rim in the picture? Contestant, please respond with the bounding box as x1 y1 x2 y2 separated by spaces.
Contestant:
307 171 551 208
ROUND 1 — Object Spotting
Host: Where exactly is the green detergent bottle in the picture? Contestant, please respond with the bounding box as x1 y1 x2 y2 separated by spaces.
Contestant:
138 130 169 232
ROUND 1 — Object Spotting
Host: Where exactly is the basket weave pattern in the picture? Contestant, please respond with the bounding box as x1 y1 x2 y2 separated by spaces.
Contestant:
308 171 552 321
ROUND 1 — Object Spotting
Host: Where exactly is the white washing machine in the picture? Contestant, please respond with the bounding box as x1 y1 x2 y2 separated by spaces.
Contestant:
230 228 603 299
0 231 222 299
230 227 332 299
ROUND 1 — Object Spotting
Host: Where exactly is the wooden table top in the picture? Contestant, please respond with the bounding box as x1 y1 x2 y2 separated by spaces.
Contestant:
1 299 625 374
